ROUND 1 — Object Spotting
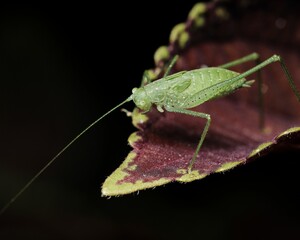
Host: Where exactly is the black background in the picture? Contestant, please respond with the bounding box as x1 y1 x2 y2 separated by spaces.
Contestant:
0 1 299 240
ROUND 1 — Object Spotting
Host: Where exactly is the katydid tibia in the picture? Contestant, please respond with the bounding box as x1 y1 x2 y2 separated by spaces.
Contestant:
1 52 300 214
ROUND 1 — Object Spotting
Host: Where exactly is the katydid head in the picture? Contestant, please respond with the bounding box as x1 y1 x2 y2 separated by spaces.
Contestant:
132 87 152 112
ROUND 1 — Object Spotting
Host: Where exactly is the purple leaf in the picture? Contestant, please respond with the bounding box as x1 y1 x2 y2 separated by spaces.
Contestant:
102 0 300 196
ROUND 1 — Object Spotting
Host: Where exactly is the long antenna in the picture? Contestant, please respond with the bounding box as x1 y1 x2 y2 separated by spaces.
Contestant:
0 96 132 215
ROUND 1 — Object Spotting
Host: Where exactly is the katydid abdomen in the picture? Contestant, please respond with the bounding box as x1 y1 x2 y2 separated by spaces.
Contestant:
161 67 248 109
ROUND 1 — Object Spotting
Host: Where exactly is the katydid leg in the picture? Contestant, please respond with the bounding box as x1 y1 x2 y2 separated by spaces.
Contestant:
164 55 179 77
217 53 267 129
215 55 300 130
255 57 265 130
231 55 300 102
218 53 260 69
141 70 151 87
165 106 211 173
141 55 179 86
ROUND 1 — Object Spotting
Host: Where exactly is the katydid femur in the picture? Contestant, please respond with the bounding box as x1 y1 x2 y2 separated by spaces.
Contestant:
1 52 300 215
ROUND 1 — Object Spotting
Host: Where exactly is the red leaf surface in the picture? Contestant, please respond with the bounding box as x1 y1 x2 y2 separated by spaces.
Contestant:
102 0 300 196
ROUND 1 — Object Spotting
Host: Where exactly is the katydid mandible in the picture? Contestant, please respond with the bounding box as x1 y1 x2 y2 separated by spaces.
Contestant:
1 52 300 215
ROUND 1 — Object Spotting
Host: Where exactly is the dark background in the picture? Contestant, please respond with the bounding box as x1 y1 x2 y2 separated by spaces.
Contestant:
0 1 299 240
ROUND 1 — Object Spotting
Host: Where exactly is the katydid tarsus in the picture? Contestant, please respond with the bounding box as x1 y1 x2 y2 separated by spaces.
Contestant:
1 52 300 215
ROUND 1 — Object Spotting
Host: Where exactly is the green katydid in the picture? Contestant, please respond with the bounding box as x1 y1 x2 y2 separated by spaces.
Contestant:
1 52 300 215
